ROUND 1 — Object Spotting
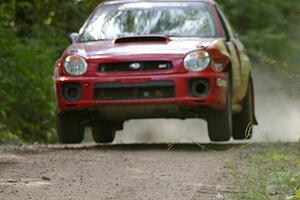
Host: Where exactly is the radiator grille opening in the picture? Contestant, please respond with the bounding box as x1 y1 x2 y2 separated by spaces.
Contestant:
94 81 175 100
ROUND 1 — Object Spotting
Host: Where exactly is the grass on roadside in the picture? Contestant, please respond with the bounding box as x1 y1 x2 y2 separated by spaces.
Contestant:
226 142 300 200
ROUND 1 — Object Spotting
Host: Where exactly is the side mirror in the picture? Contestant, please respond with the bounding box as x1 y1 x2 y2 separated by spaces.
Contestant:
69 33 79 44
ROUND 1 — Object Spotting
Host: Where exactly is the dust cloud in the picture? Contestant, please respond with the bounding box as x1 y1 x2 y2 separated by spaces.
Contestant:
251 66 300 142
114 67 300 143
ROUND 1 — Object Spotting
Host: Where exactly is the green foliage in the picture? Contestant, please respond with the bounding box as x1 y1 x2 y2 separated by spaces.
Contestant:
217 0 300 72
0 0 101 143
0 23 56 143
0 0 299 143
227 144 300 200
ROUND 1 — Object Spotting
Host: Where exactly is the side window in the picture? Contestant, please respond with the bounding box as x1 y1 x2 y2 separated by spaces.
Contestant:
216 7 233 41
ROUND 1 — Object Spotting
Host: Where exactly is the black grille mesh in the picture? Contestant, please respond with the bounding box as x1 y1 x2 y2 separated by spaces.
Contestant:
94 81 175 100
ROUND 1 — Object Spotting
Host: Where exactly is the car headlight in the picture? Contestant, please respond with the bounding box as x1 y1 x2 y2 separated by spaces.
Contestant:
184 50 210 72
64 55 88 76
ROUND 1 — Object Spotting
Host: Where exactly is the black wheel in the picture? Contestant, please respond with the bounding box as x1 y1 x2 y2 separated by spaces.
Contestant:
92 123 116 143
56 113 84 144
207 77 232 142
232 78 254 140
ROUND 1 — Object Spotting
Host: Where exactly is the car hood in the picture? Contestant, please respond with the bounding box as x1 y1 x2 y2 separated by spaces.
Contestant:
66 37 218 59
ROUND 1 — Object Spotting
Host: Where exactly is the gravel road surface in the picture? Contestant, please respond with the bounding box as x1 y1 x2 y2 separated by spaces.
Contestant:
0 144 251 200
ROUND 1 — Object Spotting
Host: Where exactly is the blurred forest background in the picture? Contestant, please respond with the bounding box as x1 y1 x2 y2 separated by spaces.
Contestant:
0 0 299 143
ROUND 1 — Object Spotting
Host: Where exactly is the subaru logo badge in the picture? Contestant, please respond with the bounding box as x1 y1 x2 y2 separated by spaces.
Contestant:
129 63 141 70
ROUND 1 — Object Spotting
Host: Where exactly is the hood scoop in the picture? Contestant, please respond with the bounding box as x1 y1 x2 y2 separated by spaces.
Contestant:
114 36 170 44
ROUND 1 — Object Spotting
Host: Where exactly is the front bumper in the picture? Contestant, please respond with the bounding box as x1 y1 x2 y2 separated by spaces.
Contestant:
55 71 228 113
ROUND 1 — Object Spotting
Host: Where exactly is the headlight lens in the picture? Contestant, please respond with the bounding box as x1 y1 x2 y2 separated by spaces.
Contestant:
64 55 88 76
184 50 210 72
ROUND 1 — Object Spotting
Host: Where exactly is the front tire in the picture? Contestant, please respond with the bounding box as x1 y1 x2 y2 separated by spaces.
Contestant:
56 113 84 144
232 78 254 140
207 78 232 142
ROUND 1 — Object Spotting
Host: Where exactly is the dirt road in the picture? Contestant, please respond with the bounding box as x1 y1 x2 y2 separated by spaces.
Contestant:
0 144 255 200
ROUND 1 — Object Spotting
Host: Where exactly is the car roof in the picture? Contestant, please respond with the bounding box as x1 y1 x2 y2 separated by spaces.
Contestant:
103 0 216 6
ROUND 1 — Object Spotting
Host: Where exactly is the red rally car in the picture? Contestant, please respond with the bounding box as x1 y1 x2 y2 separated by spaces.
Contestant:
54 0 257 144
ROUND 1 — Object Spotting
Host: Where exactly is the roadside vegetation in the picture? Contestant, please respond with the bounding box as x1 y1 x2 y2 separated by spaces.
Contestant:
219 1 300 70
192 141 300 199
0 1 299 143
226 142 300 200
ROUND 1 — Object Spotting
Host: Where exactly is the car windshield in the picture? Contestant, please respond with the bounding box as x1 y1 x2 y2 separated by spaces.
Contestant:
80 2 218 42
